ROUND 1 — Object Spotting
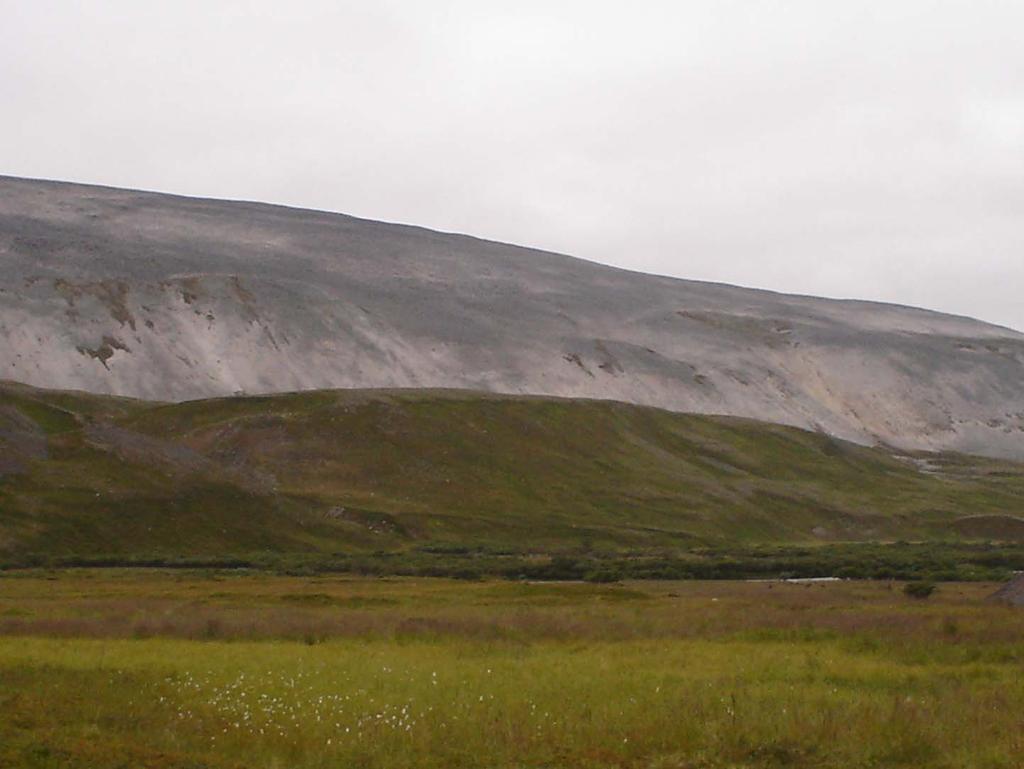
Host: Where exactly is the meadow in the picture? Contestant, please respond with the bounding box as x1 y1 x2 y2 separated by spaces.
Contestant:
2 571 1024 768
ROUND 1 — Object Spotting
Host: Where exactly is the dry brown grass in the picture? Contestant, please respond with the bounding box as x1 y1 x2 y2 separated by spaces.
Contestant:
1 570 1021 643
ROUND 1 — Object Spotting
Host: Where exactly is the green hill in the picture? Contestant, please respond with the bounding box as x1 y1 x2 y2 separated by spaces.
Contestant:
2 381 1024 564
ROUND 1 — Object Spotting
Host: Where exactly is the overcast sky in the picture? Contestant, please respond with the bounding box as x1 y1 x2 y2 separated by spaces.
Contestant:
3 1 1022 330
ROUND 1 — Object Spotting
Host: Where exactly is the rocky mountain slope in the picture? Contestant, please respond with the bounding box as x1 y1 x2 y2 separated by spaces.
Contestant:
2 175 1023 458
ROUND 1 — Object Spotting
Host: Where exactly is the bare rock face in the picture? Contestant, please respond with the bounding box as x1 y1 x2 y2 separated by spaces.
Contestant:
2 175 1023 458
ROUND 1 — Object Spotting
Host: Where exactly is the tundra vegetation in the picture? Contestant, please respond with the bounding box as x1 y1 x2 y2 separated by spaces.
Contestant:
4 384 1024 766
2 571 1024 768
4 382 1024 574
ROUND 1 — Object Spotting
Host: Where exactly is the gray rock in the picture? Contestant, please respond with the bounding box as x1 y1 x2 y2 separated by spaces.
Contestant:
990 575 1024 607
2 175 1023 458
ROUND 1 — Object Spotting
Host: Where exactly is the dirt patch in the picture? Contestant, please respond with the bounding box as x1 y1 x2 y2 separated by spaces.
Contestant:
563 352 595 377
0 404 48 476
594 341 624 375
83 423 274 492
76 336 131 369
952 515 1024 541
54 278 136 330
990 574 1024 606
677 310 794 346
230 276 261 322
325 506 404 535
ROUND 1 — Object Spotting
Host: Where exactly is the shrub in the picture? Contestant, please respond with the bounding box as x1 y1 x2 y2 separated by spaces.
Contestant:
584 568 621 584
904 581 937 600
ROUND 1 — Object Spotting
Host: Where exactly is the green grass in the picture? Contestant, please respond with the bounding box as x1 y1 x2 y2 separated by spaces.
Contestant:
3 381 1024 562
2 572 1024 768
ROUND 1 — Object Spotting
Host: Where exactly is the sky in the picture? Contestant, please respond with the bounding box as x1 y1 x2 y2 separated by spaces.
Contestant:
2 1 1022 331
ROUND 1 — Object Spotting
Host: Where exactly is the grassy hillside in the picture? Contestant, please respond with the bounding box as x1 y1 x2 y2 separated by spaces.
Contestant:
3 381 1024 563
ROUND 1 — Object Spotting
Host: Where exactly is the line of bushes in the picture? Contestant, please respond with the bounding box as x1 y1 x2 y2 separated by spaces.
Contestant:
2 541 1021 582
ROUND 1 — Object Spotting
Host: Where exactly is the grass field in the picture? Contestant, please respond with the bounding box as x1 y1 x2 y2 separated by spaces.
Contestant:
2 571 1024 768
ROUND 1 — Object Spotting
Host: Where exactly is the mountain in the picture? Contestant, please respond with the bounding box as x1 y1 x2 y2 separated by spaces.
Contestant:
2 175 1023 458
3 380 1024 560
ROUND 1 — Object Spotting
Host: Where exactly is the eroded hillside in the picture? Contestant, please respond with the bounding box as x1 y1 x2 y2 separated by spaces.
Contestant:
3 176 1024 458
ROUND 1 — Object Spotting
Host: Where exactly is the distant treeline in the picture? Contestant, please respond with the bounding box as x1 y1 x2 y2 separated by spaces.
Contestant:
3 542 1022 582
